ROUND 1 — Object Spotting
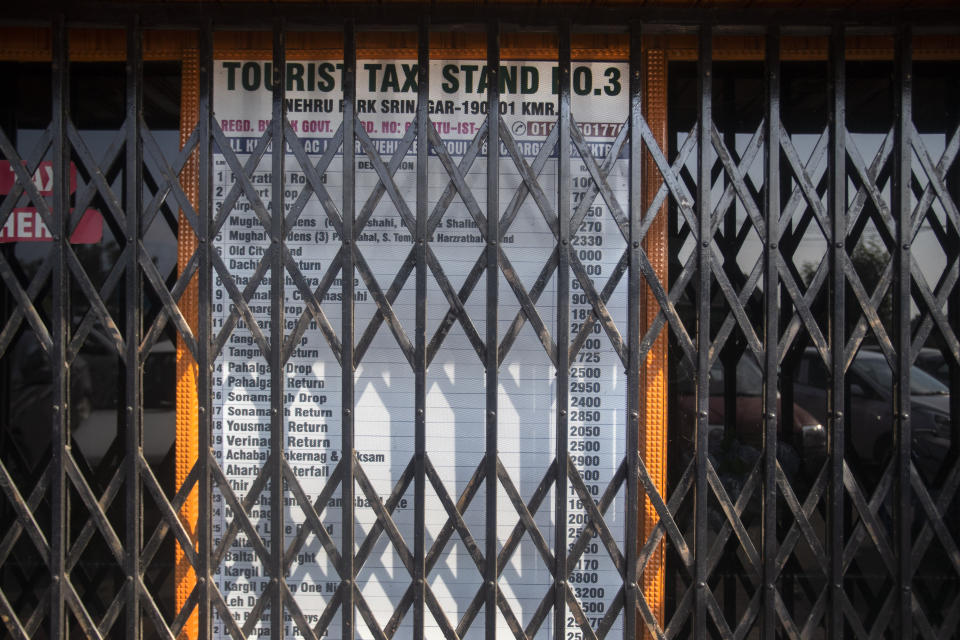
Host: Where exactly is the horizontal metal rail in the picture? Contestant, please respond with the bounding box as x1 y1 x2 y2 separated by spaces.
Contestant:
2 3 960 27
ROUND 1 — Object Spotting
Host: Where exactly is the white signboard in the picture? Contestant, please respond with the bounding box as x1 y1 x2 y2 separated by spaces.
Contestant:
212 57 629 639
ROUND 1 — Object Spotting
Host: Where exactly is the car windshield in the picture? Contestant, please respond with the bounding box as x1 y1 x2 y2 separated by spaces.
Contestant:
708 357 764 396
853 354 950 395
736 357 764 396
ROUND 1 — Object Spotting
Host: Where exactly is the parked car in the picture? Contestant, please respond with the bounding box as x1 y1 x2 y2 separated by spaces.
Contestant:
915 347 950 386
674 355 826 463
794 347 951 484
672 355 825 526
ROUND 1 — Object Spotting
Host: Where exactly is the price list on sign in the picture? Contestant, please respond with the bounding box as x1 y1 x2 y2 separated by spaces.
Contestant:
211 57 629 639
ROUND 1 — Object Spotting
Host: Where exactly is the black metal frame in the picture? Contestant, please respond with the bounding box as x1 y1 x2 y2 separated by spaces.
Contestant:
0 5 959 639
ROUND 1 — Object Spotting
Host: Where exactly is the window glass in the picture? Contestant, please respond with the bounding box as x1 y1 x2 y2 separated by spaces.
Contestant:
0 58 182 626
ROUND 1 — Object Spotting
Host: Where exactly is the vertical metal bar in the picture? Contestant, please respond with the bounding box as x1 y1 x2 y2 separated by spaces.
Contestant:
626 22 643 640
949 82 960 573
342 20 357 640
892 24 913 640
555 20 571 640
826 25 846 640
198 23 215 639
761 26 781 640
694 24 713 640
125 16 144 640
485 18 500 640
0 72 11 543
270 20 287 640
414 17 429 640
50 13 69 640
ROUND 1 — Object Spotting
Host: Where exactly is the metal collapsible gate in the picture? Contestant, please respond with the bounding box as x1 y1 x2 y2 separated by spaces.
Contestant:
0 4 959 640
